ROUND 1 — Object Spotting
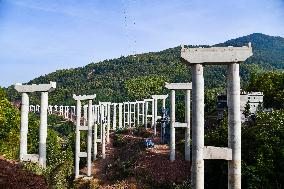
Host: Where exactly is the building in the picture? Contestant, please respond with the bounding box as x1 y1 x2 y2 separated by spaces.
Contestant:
217 91 264 122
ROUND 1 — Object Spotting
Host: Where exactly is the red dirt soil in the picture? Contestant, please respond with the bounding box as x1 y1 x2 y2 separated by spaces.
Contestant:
88 129 191 188
0 156 48 189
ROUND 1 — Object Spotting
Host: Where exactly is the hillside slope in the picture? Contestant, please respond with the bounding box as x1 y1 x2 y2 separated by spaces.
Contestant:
6 33 284 104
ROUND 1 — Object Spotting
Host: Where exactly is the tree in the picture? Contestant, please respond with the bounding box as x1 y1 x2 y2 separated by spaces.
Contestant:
124 76 167 100
246 72 284 109
243 102 251 118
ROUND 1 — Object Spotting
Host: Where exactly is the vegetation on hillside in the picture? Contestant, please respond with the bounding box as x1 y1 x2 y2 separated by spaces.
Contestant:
204 109 284 189
246 71 284 109
7 33 284 106
1 33 284 188
0 88 75 188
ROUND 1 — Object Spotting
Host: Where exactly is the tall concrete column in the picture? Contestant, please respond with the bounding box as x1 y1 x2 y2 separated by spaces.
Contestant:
192 64 204 189
39 92 48 168
112 104 117 130
151 100 154 128
107 103 110 142
137 103 140 125
228 63 241 189
123 103 126 128
153 99 157 135
101 105 106 159
36 105 40 113
20 93 29 162
84 105 88 126
142 102 145 125
133 103 136 127
144 102 148 129
87 100 93 177
100 104 103 146
170 90 176 162
93 106 98 160
185 89 191 161
162 99 166 109
128 103 130 127
119 103 122 128
75 100 81 178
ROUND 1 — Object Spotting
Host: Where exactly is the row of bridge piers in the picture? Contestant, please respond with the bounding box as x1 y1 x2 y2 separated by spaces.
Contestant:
14 44 253 189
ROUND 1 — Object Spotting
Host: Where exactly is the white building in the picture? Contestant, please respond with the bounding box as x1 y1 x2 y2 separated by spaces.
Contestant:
217 91 263 122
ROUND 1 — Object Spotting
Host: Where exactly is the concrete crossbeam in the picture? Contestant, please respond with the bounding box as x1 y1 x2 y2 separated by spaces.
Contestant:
151 95 168 99
203 146 232 160
165 82 192 90
73 94 96 101
174 122 188 128
181 43 253 64
78 152 87 157
15 82 56 93
23 154 39 162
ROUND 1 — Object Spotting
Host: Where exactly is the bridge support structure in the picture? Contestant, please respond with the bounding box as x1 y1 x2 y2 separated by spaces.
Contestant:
181 43 253 189
15 82 56 168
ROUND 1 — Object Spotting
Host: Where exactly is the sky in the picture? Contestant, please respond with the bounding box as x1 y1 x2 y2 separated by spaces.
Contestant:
0 0 284 87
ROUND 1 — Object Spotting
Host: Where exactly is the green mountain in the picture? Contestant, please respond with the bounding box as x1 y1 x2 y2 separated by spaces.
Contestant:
6 33 284 105
217 33 284 69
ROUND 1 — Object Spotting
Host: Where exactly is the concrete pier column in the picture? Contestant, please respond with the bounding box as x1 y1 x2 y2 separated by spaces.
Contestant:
39 92 48 168
93 107 98 160
54 105 58 112
87 100 93 177
228 63 241 189
107 103 110 142
119 103 122 128
170 90 176 162
99 104 103 147
144 102 148 129
36 105 40 113
185 89 191 161
59 105 63 116
83 105 88 126
48 105 53 115
127 103 130 127
123 103 126 128
151 100 155 128
133 103 136 127
191 64 204 189
112 104 117 130
153 99 157 135
101 105 106 159
75 100 81 178
137 103 140 125
20 93 29 162
162 99 166 109
142 102 145 125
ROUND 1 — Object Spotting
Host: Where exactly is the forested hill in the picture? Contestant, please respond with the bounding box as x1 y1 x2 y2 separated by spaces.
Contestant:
6 33 284 105
217 33 284 69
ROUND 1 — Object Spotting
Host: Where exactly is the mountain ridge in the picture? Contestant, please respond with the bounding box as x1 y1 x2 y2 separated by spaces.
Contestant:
6 33 284 104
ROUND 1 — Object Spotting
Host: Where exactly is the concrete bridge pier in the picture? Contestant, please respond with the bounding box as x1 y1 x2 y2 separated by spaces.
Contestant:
73 94 96 179
39 92 48 168
181 44 252 189
15 82 56 169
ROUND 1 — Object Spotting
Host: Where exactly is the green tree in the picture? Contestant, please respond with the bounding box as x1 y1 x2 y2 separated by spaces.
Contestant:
243 102 251 118
124 76 167 100
246 72 284 109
